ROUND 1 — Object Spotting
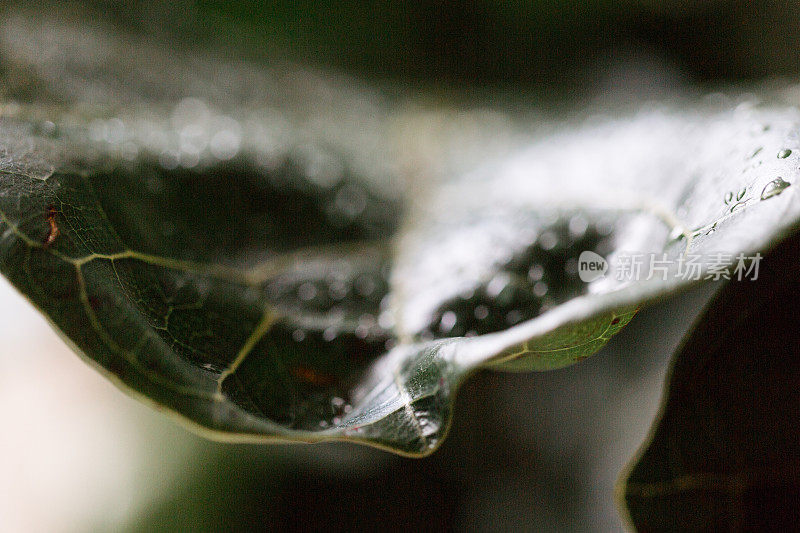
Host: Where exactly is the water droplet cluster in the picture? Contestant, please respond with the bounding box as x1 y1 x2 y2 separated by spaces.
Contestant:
418 217 612 340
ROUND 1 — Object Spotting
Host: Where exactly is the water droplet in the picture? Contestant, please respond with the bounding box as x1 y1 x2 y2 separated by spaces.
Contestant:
354 274 377 296
377 310 395 329
40 121 57 137
354 324 369 339
297 282 318 301
439 311 458 333
568 214 588 237
474 305 489 320
333 185 367 218
158 150 180 170
564 257 578 275
538 231 558 251
292 329 306 342
331 397 346 409
750 146 763 159
724 191 734 204
505 310 523 325
778 149 792 159
736 188 746 201
209 116 241 160
358 313 376 327
760 177 791 200
533 281 548 297
486 273 510 298
322 327 337 341
528 264 544 281
327 280 348 301
668 226 685 241
104 118 126 144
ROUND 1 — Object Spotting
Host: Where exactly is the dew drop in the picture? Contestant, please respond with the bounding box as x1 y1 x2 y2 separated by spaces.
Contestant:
528 264 544 281
354 324 369 339
327 280 348 301
209 120 242 160
564 257 578 275
354 274 377 296
297 282 318 301
486 273 510 298
40 120 57 137
474 305 489 320
439 311 458 333
377 310 395 330
668 226 685 241
724 191 734 204
505 310 523 325
333 185 367 218
760 177 791 200
778 149 793 159
158 150 180 170
292 329 306 342
331 397 346 409
568 214 588 237
538 231 558 251
533 281 548 297
358 313 376 327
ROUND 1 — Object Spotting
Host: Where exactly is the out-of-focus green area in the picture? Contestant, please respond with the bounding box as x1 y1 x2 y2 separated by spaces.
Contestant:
25 0 800 88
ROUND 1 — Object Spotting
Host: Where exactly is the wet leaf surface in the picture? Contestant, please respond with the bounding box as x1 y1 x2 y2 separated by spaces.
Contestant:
2 14 800 455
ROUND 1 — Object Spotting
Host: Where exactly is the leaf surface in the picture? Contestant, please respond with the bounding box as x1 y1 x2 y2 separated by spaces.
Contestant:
2 14 800 455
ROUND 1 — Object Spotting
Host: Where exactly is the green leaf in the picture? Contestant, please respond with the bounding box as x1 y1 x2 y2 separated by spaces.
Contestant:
2 14 800 455
618 228 800 531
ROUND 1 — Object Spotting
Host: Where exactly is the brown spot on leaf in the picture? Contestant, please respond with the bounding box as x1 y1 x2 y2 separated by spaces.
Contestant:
43 205 59 247
290 365 337 387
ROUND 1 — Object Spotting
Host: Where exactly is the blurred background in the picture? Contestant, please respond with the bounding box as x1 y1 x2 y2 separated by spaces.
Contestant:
1 0 798 530
0 271 719 532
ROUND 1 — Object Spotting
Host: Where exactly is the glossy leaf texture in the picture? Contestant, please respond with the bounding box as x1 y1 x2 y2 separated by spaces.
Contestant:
2 13 800 455
619 228 800 531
